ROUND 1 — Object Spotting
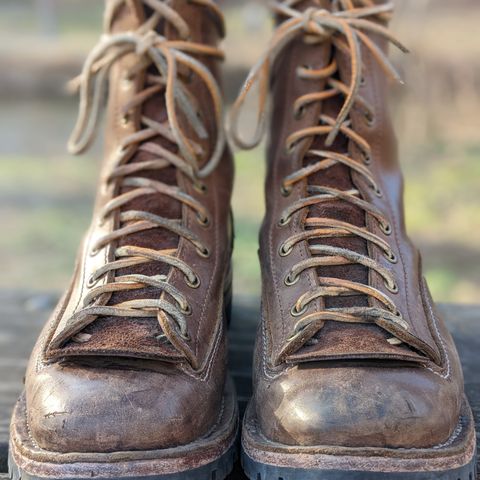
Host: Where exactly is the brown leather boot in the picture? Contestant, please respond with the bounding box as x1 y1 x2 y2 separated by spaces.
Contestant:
9 1 237 479
231 1 477 478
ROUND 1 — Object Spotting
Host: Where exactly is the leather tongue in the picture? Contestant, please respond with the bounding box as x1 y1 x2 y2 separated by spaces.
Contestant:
283 0 426 363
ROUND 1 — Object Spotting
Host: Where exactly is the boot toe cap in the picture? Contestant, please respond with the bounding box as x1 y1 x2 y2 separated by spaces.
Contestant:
27 362 221 452
256 365 461 448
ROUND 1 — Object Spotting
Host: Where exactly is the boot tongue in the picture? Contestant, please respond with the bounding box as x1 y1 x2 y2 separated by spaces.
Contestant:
307 98 369 310
296 0 369 309
284 0 424 363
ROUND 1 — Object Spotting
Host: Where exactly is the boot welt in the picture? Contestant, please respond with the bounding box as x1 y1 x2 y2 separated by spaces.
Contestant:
242 396 477 480
9 377 238 480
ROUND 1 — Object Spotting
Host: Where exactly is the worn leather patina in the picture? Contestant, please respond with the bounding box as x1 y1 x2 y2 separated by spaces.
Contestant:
231 1 476 477
11 0 237 474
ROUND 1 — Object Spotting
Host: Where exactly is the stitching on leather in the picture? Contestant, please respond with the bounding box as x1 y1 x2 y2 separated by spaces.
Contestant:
368 52 414 339
261 314 283 381
432 421 462 449
180 305 223 382
423 284 451 380
23 399 40 450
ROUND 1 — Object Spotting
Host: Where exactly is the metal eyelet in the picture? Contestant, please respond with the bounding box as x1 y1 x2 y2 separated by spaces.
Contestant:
385 280 399 294
294 105 306 120
385 250 398 264
197 246 210 258
185 275 201 289
194 182 208 195
290 304 307 317
278 215 291 227
116 146 128 158
372 185 383 198
122 73 133 90
364 111 375 126
296 64 312 77
281 185 292 197
285 142 296 155
279 243 293 257
87 274 99 288
180 330 191 341
285 273 300 286
363 152 372 165
180 304 192 316
380 222 392 236
121 113 131 127
196 213 210 228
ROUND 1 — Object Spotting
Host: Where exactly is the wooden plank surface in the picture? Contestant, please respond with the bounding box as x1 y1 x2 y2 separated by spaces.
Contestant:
0 291 478 478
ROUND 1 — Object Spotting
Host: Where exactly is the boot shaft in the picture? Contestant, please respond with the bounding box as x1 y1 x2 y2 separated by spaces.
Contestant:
47 0 234 369
230 0 444 366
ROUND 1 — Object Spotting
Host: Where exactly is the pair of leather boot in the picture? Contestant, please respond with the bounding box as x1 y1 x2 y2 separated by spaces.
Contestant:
9 1 477 479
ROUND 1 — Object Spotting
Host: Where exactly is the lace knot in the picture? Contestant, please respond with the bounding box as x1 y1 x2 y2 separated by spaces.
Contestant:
301 7 332 43
135 30 159 56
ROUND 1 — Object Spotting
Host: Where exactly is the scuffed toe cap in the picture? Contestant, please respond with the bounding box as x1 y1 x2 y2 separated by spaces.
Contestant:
26 362 223 453
256 365 462 449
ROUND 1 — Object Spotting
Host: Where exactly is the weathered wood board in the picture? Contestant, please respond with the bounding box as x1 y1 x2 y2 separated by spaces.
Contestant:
0 292 478 478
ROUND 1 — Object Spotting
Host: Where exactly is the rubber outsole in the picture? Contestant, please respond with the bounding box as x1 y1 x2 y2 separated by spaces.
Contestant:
242 451 477 480
241 398 477 480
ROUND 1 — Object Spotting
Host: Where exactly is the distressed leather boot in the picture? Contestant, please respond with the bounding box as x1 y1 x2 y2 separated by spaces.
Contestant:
9 1 237 479
231 1 477 478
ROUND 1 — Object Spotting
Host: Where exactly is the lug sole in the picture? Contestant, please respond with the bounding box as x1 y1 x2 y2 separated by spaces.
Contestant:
241 397 477 480
9 378 238 480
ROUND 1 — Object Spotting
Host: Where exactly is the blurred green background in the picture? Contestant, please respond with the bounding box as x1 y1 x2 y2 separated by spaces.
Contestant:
1 0 479 303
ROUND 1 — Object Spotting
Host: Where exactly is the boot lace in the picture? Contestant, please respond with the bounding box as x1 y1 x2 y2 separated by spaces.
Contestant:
53 0 226 348
230 0 411 356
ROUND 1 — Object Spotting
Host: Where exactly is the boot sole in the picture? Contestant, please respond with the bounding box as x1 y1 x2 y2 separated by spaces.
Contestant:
9 378 238 480
241 397 477 480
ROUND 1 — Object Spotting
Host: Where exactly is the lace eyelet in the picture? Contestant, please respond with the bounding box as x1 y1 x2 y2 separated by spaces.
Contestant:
285 273 300 286
116 146 128 158
380 222 392 236
364 111 375 126
285 142 296 155
89 246 100 257
121 113 131 127
185 275 201 289
363 152 372 165
194 182 208 195
278 215 291 227
122 78 132 91
180 330 191 341
180 304 192 316
385 280 399 294
385 250 398 264
279 243 293 257
372 185 383 198
155 333 169 344
290 304 307 317
294 105 306 120
296 64 312 78
87 274 99 288
196 213 210 228
197 246 210 258
360 76 366 87
281 185 292 197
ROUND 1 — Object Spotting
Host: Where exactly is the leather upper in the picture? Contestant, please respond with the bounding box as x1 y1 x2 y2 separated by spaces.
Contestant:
253 0 466 449
24 0 234 453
